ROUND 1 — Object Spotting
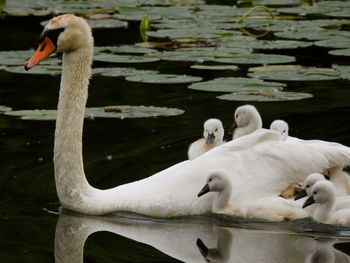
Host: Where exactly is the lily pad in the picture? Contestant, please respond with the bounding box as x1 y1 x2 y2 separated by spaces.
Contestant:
248 65 340 81
274 29 350 41
94 45 159 55
93 68 158 77
125 74 202 84
4 65 62 75
329 48 350 57
190 65 239 71
94 54 160 63
188 77 285 93
221 40 313 50
314 38 350 49
0 106 12 113
0 50 60 66
217 91 313 102
212 53 295 65
5 105 185 120
332 65 350 80
146 28 233 40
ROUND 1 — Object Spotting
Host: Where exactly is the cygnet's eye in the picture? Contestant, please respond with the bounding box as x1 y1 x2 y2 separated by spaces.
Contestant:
313 191 318 195
235 114 238 118
306 185 310 188
208 178 212 182
283 130 286 133
215 128 218 132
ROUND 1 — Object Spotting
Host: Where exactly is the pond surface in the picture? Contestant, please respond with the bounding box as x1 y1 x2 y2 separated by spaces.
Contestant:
1 0 350 262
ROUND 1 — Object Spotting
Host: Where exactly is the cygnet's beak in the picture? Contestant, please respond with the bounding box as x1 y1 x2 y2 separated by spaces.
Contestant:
206 133 215 144
196 238 208 257
294 188 307 200
25 36 57 70
302 195 315 208
227 122 237 135
197 184 210 197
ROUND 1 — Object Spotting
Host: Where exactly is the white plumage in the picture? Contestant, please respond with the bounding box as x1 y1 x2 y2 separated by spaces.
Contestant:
231 105 262 139
188 118 224 160
270 120 289 140
25 14 350 221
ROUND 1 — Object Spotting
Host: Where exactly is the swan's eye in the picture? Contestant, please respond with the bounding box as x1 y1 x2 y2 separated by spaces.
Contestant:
215 128 218 132
306 185 310 188
235 114 238 118
208 178 212 182
313 191 318 195
283 130 286 133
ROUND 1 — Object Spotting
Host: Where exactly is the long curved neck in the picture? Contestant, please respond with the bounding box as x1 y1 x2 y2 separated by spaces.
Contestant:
313 198 335 223
213 185 231 212
54 47 93 210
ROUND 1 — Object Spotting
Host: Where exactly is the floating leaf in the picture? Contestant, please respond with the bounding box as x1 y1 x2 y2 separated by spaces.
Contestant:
329 48 350 57
188 77 285 93
190 65 239 71
4 65 62 75
314 38 350 49
0 106 12 113
5 105 185 120
248 65 340 81
95 45 159 55
212 53 295 65
146 28 233 40
125 74 202 84
332 65 350 80
140 15 151 42
93 67 158 77
221 40 312 50
274 29 350 41
217 91 313 102
0 50 60 66
94 54 159 63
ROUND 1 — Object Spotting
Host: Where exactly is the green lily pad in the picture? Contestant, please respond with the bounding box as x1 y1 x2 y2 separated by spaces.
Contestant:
217 91 313 102
276 6 339 16
0 106 12 113
5 105 185 120
332 65 350 80
241 0 300 6
94 45 159 55
93 67 158 77
190 64 239 71
221 40 312 50
274 29 350 41
146 28 233 40
0 50 60 66
94 54 160 63
248 65 340 81
125 74 202 84
314 38 350 49
212 53 295 65
4 65 62 75
329 48 350 57
188 77 285 93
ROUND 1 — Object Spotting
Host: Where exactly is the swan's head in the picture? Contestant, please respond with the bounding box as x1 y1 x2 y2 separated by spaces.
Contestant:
270 120 289 140
25 14 93 70
302 180 336 209
228 105 262 136
197 172 228 197
203 118 224 145
295 173 326 200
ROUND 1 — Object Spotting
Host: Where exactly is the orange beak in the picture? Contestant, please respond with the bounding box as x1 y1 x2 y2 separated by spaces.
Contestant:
24 37 57 71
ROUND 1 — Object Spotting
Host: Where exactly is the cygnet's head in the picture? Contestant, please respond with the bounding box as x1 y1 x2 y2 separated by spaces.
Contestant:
270 120 289 140
197 172 228 197
25 14 93 70
302 180 336 209
234 105 262 127
203 119 224 145
295 173 326 200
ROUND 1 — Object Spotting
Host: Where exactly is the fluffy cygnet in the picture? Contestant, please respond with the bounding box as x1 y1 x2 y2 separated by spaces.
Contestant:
296 173 350 210
229 105 262 140
303 180 350 226
188 119 224 160
270 120 289 140
197 172 231 212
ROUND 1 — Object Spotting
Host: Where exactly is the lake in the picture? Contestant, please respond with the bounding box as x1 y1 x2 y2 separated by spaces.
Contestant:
1 0 350 262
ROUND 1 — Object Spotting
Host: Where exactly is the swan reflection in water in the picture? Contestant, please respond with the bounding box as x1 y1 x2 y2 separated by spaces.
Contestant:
54 211 350 263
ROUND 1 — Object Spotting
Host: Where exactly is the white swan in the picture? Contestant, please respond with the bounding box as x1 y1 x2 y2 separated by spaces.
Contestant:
270 120 289 140
25 14 350 220
188 118 224 160
303 180 350 226
229 104 262 139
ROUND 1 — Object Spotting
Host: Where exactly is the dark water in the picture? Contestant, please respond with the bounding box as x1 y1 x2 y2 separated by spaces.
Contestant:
1 4 350 263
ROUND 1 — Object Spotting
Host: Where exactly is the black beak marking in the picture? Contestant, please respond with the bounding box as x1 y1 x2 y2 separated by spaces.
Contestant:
228 122 237 135
294 188 307 200
302 196 315 208
198 184 210 197
196 238 209 258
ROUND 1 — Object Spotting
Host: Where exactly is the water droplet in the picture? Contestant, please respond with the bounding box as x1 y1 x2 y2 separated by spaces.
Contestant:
107 155 113 161
38 157 44 162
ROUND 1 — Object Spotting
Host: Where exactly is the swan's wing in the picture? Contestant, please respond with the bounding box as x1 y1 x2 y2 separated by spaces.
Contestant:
105 129 350 218
187 138 206 160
